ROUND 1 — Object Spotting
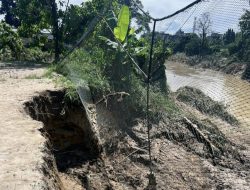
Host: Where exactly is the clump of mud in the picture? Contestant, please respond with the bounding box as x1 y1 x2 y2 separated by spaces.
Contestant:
24 90 106 189
175 86 238 125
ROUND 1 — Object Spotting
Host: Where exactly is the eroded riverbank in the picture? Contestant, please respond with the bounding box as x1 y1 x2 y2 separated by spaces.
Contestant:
166 61 250 127
1 62 250 189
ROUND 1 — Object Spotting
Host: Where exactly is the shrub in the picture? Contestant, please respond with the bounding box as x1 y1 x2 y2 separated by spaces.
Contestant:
227 42 239 55
0 22 24 60
59 49 110 92
21 47 52 62
185 38 200 56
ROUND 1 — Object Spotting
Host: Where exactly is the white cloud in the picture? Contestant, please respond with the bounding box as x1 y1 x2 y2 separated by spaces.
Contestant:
68 0 83 5
69 0 93 6
141 0 194 18
68 0 195 18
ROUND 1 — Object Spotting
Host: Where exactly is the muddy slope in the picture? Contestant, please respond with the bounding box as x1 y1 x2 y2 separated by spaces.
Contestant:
24 87 250 190
169 53 247 76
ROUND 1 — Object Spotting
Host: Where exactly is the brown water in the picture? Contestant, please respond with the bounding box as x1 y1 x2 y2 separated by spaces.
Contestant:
166 61 250 127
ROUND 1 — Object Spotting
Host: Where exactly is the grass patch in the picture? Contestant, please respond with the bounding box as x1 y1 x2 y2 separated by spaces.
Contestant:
46 48 178 123
24 74 42 79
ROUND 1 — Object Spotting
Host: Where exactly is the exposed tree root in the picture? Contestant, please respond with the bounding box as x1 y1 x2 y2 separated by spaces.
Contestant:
183 117 216 157
95 92 130 106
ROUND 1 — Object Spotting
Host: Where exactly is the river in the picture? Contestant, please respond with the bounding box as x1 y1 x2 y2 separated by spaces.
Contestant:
165 61 250 127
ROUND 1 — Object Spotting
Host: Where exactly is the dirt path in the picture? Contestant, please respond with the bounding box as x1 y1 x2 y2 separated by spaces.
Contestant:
0 63 58 190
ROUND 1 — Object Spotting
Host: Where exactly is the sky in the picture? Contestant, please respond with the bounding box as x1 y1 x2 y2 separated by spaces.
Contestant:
69 0 195 18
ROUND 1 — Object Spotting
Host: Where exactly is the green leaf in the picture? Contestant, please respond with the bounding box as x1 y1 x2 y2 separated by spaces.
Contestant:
114 5 130 42
129 28 135 36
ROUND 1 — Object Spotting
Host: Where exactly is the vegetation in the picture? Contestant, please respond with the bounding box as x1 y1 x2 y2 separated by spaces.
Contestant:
0 22 23 60
0 0 20 27
0 0 248 118
22 1 173 121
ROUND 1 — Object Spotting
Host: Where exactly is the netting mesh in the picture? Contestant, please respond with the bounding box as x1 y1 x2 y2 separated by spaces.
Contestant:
150 0 250 129
155 0 250 34
60 0 250 188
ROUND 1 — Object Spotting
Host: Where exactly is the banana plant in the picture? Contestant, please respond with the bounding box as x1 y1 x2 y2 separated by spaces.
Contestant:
114 5 130 43
99 5 134 49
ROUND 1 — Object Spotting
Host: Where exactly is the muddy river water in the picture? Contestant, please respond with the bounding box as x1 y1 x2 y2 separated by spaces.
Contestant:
166 61 250 127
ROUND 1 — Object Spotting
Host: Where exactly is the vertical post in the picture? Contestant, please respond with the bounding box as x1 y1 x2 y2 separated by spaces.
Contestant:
146 20 156 175
50 0 60 63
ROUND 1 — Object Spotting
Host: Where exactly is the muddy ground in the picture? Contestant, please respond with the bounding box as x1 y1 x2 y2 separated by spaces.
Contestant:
0 62 250 190
169 53 247 77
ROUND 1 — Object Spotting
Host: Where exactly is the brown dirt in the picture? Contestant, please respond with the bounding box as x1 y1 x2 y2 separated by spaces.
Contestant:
169 53 247 76
0 63 62 189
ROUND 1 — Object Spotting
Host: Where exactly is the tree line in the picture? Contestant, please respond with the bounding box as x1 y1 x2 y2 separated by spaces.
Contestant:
162 11 250 79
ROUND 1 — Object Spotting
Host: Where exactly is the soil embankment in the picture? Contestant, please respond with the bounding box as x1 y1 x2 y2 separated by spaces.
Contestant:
23 88 250 189
1 62 250 189
169 53 247 77
166 60 250 127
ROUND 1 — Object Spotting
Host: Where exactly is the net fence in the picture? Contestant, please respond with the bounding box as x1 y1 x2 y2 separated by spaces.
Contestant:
149 0 250 128
60 0 250 188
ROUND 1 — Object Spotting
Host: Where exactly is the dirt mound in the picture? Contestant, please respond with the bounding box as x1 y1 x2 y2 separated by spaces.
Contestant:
175 86 238 125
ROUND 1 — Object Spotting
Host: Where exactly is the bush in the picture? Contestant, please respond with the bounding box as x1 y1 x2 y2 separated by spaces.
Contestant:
219 48 229 57
185 38 200 56
59 49 110 92
0 22 24 60
21 47 52 62
227 42 239 55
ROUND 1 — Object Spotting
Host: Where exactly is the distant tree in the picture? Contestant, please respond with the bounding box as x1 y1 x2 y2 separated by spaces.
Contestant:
16 0 63 62
185 34 200 56
175 29 184 37
239 10 250 61
223 29 236 45
240 10 250 38
0 0 20 27
195 12 212 54
239 10 250 80
209 33 223 45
